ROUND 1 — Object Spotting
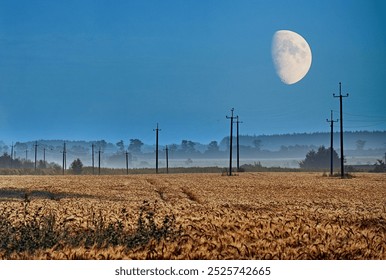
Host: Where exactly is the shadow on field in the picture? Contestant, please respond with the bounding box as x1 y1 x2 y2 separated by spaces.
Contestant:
0 188 97 201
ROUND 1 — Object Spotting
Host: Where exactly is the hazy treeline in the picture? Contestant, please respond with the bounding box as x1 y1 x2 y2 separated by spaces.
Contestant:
0 153 61 172
0 131 384 169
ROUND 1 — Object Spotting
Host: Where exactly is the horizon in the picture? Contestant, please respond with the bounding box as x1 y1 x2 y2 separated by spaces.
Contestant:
1 129 384 170
1 1 385 145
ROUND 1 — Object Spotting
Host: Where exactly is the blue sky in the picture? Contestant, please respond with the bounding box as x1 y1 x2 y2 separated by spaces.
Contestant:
0 0 385 145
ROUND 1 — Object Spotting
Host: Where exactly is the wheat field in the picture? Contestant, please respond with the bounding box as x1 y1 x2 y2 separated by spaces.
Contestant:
0 172 385 259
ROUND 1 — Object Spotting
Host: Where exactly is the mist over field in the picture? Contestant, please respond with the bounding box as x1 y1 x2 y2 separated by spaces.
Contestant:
1 131 384 169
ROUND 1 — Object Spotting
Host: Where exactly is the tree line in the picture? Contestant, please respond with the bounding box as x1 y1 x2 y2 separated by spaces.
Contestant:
0 153 60 170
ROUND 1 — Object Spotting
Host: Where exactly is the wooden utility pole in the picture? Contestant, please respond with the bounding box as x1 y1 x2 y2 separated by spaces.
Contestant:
92 143 95 175
98 148 101 175
10 143 14 168
34 141 38 171
235 116 243 171
165 145 169 174
125 151 129 175
226 108 235 176
11 142 14 160
62 142 66 175
333 82 349 178
326 110 338 176
153 123 161 174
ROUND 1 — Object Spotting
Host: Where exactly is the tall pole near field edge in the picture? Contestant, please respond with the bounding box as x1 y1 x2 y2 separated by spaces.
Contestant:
333 82 349 179
153 123 161 174
125 151 129 175
62 142 66 175
92 143 95 175
98 148 101 175
226 108 235 176
165 145 169 174
11 143 14 168
235 116 243 171
34 141 38 171
327 110 338 176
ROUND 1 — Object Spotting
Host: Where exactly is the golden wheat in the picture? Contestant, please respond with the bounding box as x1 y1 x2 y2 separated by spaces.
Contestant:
0 172 385 259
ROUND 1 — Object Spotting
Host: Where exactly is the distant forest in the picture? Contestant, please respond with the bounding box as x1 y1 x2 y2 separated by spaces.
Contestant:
0 131 385 168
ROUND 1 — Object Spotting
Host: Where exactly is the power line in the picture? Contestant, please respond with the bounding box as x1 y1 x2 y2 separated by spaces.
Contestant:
342 118 386 124
331 110 386 129
332 110 386 127
335 111 386 119
344 122 386 129
344 119 386 123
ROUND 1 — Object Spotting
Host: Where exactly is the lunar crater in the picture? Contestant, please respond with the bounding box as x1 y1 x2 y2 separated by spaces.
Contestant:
271 30 312 85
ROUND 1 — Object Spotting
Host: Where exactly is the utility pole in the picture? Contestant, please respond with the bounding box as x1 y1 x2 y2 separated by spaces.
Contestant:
326 110 338 176
125 151 129 175
62 142 66 175
25 149 28 161
165 145 169 174
43 147 52 167
11 142 14 160
10 143 14 168
98 148 101 175
226 108 235 176
34 141 38 171
333 82 349 178
153 123 161 174
235 116 243 171
92 143 95 175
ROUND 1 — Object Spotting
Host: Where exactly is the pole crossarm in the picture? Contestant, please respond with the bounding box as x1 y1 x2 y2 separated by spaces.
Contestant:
326 110 339 125
333 82 349 99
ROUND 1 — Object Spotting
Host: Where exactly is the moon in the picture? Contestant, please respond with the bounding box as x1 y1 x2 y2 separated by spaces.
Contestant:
272 30 312 85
